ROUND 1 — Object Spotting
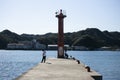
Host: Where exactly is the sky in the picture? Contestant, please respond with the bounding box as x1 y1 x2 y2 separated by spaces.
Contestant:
0 0 120 34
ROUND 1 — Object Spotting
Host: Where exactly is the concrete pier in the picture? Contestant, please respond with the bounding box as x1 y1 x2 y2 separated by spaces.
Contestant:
16 58 102 80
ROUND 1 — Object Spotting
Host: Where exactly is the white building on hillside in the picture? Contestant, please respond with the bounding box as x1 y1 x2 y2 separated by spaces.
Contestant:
7 39 46 50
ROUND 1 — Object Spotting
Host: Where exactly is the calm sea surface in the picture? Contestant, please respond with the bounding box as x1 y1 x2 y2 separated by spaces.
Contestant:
0 50 120 80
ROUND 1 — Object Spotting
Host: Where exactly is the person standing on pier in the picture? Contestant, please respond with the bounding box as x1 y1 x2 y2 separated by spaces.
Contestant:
41 49 46 63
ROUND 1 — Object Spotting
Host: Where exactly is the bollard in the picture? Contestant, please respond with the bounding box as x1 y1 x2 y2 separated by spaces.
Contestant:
85 66 90 72
76 60 80 64
70 55 72 59
72 57 76 60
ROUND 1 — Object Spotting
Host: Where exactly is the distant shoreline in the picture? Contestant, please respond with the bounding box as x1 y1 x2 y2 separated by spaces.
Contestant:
1 49 120 51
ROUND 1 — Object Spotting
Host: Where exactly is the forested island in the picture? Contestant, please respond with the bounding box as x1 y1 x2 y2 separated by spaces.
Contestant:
0 28 120 50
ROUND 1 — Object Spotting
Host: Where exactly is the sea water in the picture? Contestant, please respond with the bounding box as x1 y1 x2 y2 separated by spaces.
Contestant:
0 50 120 80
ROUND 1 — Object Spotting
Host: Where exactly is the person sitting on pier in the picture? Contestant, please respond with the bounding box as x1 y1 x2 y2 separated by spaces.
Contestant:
64 50 69 59
41 49 46 63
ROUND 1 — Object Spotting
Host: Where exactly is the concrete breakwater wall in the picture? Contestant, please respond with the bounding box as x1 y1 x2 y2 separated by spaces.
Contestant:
16 58 102 80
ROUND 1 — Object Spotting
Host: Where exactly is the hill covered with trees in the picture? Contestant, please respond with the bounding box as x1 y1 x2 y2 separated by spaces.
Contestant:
0 28 120 50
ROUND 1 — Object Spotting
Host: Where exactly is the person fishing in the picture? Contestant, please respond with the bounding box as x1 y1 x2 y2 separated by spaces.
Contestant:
41 49 46 63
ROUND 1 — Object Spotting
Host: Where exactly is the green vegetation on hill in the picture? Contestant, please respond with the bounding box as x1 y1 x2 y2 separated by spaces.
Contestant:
0 28 120 49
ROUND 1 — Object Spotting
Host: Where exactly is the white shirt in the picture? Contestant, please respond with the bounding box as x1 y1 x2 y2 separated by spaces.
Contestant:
43 51 46 56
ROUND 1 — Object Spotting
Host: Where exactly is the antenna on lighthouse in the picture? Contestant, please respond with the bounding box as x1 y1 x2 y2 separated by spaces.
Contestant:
56 9 66 17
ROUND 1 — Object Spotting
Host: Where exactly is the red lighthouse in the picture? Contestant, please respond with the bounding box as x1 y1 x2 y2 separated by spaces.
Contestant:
56 9 66 58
